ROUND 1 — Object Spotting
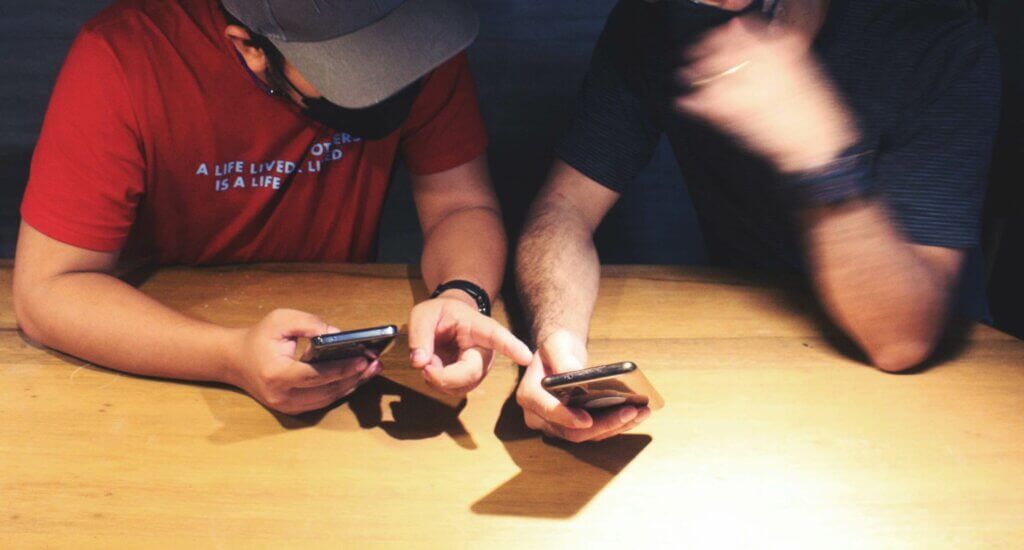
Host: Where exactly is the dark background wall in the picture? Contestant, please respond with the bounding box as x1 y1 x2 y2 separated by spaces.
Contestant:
0 1 1020 336
0 0 706 264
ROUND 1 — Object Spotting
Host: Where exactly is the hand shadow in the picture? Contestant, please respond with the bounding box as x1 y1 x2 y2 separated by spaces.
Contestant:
471 389 652 519
347 374 476 449
203 367 475 447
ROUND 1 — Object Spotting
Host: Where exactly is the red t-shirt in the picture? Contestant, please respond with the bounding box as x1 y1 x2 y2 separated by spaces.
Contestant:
22 0 488 264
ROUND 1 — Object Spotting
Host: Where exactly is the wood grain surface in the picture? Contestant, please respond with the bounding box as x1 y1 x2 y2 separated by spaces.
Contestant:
2 263 1023 548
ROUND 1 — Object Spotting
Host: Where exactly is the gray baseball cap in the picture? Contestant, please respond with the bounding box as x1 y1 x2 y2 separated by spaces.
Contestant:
222 0 479 108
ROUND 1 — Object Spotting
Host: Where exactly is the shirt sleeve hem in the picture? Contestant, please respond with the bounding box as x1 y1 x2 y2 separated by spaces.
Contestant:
555 147 627 194
20 202 127 253
405 136 489 176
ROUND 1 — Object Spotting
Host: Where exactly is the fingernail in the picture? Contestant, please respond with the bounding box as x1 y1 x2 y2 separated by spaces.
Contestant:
410 349 427 365
573 412 591 428
619 407 638 423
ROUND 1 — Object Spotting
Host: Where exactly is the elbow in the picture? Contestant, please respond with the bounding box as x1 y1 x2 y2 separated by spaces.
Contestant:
864 338 936 373
12 285 47 345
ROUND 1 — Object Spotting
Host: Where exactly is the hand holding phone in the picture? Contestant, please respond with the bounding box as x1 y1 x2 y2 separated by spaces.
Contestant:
229 309 383 416
542 361 664 411
516 330 655 443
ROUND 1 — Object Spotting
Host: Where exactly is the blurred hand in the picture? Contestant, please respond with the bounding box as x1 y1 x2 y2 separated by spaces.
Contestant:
227 308 380 415
674 15 858 173
408 293 533 397
516 329 651 442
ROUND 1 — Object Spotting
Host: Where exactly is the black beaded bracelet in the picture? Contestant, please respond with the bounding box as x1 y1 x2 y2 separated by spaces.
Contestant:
781 146 876 208
431 280 492 317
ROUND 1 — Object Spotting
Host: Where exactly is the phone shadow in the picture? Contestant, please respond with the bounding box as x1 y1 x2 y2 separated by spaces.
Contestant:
203 336 474 448
471 391 652 519
347 374 475 449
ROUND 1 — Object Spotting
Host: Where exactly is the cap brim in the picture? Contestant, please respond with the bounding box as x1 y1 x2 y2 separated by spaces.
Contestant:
270 0 478 109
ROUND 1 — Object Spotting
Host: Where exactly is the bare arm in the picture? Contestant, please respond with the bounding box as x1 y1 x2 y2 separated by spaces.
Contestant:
513 161 651 443
675 15 967 372
516 160 619 345
411 154 506 301
406 155 532 395
13 222 374 414
802 202 963 371
13 222 239 382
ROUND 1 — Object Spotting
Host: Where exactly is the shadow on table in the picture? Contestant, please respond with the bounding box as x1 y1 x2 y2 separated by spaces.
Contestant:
202 375 473 448
347 375 475 448
202 335 474 447
471 391 651 519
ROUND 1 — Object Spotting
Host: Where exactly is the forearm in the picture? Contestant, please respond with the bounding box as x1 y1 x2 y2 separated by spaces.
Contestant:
516 200 601 345
420 205 507 300
15 271 240 383
802 200 960 369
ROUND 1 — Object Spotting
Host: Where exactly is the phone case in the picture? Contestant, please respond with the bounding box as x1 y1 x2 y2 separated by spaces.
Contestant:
542 361 664 411
303 325 398 363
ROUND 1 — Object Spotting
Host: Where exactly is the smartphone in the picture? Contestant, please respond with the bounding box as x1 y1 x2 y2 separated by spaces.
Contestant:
542 361 664 411
302 325 398 363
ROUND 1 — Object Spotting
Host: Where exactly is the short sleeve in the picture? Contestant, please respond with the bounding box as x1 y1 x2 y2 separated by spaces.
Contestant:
21 28 144 252
874 21 1001 249
399 52 488 175
554 0 665 193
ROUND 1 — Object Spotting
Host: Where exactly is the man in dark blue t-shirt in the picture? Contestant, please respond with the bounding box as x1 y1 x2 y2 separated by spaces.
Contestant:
514 0 1000 442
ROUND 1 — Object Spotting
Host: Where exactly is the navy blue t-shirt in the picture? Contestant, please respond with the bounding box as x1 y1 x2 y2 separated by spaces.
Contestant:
557 0 1001 272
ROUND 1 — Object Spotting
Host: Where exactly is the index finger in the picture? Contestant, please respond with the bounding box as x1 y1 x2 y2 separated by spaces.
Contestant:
467 316 533 366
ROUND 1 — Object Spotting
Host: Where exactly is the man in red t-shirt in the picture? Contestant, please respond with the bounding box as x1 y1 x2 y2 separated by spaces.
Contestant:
13 0 532 414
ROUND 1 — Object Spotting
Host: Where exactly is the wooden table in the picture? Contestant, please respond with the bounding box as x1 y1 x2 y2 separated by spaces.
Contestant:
2 263 1023 548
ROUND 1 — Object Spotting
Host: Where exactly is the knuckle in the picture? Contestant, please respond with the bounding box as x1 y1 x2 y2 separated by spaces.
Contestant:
279 404 306 416
336 384 357 400
263 392 289 412
431 375 451 391
515 386 532 409
267 308 291 323
411 301 436 321
565 430 589 443
443 385 470 398
262 369 289 388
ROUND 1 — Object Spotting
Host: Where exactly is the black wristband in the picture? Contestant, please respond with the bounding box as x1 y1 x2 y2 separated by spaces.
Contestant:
781 146 876 208
431 280 492 317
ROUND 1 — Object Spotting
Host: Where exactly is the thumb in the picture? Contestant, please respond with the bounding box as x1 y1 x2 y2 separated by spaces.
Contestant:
268 309 329 340
543 343 585 374
407 303 440 369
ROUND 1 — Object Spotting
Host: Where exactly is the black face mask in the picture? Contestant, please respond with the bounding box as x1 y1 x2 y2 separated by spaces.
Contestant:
668 0 768 48
285 77 422 141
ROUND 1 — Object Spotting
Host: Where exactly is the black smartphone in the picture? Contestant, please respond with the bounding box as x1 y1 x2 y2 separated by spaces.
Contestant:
542 361 664 411
302 325 398 363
